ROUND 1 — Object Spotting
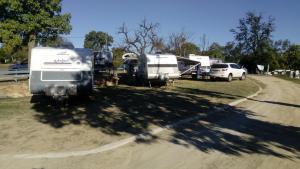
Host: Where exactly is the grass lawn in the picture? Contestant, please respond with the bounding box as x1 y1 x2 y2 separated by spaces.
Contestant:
0 77 261 153
274 75 300 85
170 78 259 104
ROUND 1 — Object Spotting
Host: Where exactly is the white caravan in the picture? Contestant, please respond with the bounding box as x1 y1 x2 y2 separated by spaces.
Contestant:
136 54 180 83
188 54 210 76
188 54 210 66
29 47 94 99
177 54 211 78
94 48 113 72
122 53 138 76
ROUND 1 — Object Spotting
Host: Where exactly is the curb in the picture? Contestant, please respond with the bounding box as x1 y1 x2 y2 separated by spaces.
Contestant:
12 79 263 159
229 79 262 106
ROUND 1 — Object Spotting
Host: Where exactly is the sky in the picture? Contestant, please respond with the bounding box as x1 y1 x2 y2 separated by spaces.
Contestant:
61 0 300 48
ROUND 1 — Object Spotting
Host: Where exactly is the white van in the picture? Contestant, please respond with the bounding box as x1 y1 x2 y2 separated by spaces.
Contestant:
29 47 94 99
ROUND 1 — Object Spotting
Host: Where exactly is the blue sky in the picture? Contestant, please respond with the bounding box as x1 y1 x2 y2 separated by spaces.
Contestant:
62 0 300 48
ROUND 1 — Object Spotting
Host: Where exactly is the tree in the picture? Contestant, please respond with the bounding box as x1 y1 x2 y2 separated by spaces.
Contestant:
199 34 209 54
223 42 242 63
152 37 167 53
10 46 28 63
273 39 290 55
230 12 276 72
41 36 74 48
112 47 125 68
0 47 6 63
167 31 190 56
0 0 72 64
272 39 291 68
283 45 300 70
207 42 224 60
231 12 275 55
84 31 113 51
118 19 160 56
181 42 200 57
256 41 279 71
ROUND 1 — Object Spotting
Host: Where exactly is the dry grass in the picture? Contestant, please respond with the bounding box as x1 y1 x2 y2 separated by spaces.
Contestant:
0 64 10 69
0 81 30 98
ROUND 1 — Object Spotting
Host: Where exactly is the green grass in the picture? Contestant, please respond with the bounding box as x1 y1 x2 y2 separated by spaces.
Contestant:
169 78 260 104
274 75 300 85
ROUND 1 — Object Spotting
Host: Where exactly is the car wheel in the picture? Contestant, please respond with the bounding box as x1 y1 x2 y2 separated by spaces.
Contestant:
240 73 246 80
227 74 232 82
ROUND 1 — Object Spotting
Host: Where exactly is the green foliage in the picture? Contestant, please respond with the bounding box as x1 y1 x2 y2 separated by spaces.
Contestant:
112 47 125 68
206 42 224 60
84 31 113 51
11 46 28 62
0 47 6 63
256 41 279 71
223 42 242 63
0 46 27 63
231 12 278 72
0 0 72 60
273 39 291 54
180 42 200 57
40 36 74 48
239 42 279 71
231 12 275 55
283 45 300 70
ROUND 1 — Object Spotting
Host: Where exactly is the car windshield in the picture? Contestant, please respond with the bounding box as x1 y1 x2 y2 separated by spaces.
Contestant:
211 64 228 68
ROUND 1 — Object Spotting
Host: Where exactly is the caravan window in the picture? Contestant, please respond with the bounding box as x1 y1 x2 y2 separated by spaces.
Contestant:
41 71 82 81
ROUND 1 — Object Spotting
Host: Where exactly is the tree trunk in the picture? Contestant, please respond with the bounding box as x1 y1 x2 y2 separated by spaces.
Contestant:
27 34 36 66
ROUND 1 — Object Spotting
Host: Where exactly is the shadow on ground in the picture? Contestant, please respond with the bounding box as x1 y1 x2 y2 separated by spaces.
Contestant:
30 86 300 159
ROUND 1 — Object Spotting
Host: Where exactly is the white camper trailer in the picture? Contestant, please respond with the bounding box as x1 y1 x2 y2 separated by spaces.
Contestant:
29 47 94 99
177 54 211 78
189 54 210 66
188 54 210 76
136 54 180 83
122 53 138 76
94 48 113 73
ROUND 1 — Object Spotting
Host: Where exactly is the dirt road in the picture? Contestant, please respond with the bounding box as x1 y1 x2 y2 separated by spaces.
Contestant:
1 76 299 169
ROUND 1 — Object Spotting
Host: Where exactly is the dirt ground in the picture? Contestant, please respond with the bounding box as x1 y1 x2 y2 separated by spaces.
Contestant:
0 76 299 169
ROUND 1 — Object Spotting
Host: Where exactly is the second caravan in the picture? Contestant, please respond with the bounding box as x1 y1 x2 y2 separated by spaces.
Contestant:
123 53 180 84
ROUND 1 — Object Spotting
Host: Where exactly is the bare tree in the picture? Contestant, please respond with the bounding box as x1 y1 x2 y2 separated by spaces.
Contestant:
118 19 160 56
167 30 190 56
199 34 209 54
152 37 167 53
